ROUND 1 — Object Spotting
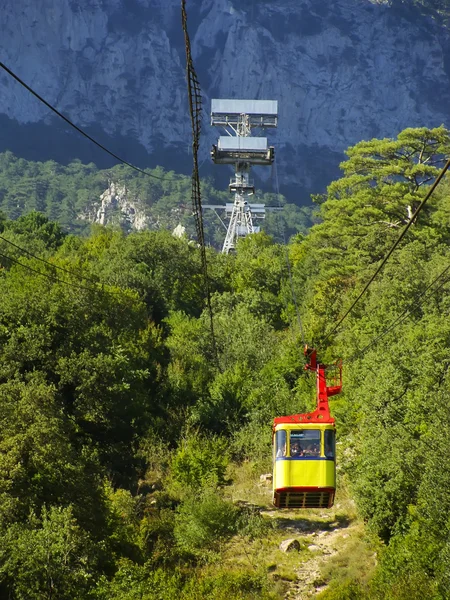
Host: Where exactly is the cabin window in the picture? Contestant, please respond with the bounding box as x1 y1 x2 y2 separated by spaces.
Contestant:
275 430 287 457
290 430 321 457
324 430 335 459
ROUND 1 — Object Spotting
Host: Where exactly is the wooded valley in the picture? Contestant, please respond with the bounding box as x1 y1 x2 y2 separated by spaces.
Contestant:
0 126 450 598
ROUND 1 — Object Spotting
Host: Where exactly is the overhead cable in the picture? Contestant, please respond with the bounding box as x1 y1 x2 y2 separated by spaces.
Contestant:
0 233 101 285
320 154 450 347
346 262 450 363
0 61 183 182
0 249 113 294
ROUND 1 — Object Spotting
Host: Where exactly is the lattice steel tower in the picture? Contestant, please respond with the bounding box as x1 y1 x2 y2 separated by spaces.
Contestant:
211 99 278 254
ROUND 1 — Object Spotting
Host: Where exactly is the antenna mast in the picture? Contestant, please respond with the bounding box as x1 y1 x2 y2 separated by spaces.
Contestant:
210 99 278 253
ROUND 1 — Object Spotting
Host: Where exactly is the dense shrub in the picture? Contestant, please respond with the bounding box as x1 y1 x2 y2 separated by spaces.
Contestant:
170 433 230 492
180 569 275 600
174 490 239 553
316 580 367 600
94 561 182 600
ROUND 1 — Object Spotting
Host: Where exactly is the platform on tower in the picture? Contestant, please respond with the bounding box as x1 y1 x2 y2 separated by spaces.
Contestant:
211 137 274 165
211 99 278 128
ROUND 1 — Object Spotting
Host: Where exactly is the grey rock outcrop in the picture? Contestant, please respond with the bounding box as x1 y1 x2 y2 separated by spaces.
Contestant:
78 180 151 230
280 538 301 552
1 0 449 201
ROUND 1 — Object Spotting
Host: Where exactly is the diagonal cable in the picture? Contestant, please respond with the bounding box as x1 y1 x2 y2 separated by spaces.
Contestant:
0 250 108 293
0 60 183 182
0 234 100 285
346 262 450 364
320 154 450 347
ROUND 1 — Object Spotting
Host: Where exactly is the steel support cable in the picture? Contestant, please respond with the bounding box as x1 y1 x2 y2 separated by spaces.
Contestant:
320 155 450 348
0 249 116 294
181 2 203 244
344 344 447 462
273 158 306 346
181 0 218 364
0 244 150 304
344 262 450 365
0 233 102 285
0 61 184 182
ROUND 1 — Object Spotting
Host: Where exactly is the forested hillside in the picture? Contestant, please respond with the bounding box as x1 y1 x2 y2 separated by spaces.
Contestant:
0 126 450 599
0 152 312 246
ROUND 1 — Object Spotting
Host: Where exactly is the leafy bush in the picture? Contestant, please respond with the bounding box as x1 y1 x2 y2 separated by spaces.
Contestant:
138 508 177 565
180 568 275 600
231 420 272 469
137 434 171 485
96 563 274 600
237 507 273 540
174 490 239 553
94 561 182 600
0 506 96 600
190 364 252 435
370 570 440 600
170 433 229 493
316 579 366 600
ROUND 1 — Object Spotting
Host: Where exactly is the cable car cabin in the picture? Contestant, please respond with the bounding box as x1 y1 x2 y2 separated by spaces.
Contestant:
273 421 336 509
272 348 342 510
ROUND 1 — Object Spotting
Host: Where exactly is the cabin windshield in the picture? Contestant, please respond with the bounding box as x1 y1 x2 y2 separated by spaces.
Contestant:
290 430 321 457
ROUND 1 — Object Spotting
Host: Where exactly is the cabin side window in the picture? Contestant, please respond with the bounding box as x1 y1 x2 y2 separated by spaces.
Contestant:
275 430 287 457
290 430 321 457
324 430 335 459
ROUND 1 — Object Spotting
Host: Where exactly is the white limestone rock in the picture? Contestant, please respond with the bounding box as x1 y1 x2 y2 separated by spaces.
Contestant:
78 180 151 230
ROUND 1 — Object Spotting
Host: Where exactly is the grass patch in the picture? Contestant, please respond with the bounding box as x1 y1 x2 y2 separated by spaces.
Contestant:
314 525 378 598
181 566 278 600
224 461 273 508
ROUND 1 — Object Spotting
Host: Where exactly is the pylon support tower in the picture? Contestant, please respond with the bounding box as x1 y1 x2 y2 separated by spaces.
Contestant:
211 99 278 253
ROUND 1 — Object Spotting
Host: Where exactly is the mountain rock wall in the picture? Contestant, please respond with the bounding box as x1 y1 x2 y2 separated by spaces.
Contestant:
1 0 449 201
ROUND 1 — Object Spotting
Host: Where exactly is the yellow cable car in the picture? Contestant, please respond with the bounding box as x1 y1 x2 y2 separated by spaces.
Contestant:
272 348 342 509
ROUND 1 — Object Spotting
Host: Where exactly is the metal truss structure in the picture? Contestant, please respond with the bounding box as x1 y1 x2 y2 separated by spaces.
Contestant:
210 99 278 253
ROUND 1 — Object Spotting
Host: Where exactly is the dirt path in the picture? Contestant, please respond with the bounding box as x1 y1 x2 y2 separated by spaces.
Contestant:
229 469 370 598
262 507 360 599
286 520 358 598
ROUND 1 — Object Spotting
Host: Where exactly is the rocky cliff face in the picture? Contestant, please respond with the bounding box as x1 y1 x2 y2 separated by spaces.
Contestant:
78 180 152 231
1 0 449 201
